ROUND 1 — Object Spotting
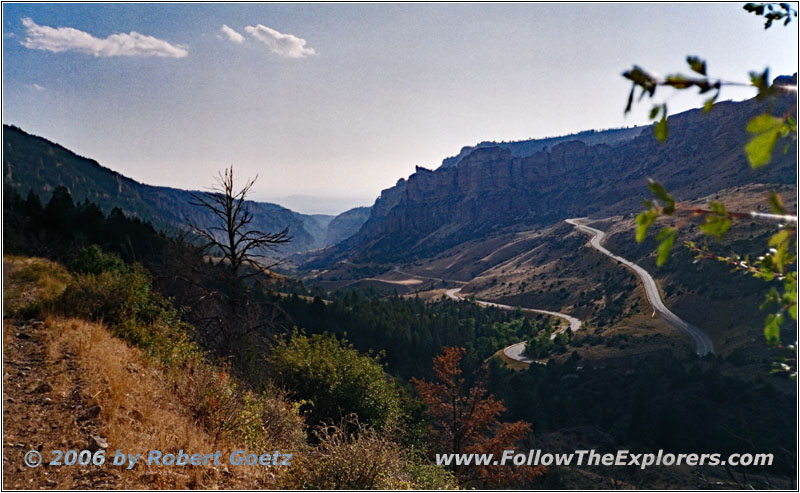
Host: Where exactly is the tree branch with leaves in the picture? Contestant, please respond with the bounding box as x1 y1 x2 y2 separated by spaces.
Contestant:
623 3 797 378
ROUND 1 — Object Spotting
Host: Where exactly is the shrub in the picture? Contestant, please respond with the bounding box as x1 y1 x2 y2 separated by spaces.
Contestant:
267 331 401 430
71 245 125 275
284 418 457 489
177 361 306 450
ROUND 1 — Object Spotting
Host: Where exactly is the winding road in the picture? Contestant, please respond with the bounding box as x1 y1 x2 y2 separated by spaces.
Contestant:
565 218 714 356
445 287 582 365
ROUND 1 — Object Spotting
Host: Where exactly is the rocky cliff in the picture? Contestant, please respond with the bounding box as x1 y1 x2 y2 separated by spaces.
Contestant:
304 95 796 267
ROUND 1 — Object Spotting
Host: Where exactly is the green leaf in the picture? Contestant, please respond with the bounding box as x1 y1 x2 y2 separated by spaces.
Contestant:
649 105 660 120
788 302 797 321
746 129 780 168
655 227 676 266
686 56 707 75
768 228 790 247
635 209 658 243
625 85 635 114
665 75 692 89
760 287 781 310
764 312 782 345
745 114 785 168
749 69 771 95
654 105 668 142
767 191 787 214
698 201 731 238
746 114 783 133
647 179 675 213
703 91 719 114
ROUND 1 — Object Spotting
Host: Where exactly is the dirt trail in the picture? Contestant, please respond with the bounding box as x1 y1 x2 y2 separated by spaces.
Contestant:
3 310 119 488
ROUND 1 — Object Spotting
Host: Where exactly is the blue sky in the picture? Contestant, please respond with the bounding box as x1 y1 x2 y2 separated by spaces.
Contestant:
2 3 798 214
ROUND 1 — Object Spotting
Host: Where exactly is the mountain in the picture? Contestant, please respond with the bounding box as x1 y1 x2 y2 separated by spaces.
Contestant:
324 206 372 246
302 95 796 267
439 126 644 169
2 125 368 254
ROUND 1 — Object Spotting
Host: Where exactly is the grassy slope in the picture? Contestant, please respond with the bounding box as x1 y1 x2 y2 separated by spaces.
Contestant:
2 257 302 488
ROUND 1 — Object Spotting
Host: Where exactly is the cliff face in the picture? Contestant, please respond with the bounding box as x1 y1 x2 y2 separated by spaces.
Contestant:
306 95 796 266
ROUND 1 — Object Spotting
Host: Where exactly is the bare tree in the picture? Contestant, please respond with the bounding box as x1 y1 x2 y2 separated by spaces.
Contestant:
188 167 290 344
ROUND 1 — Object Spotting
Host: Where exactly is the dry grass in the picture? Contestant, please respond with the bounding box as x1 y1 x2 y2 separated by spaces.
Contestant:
3 256 70 318
4 255 457 489
39 315 296 488
3 255 307 489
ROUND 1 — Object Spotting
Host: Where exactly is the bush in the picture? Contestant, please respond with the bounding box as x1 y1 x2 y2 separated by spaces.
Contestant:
268 331 401 430
284 418 457 489
4 256 71 318
178 361 306 451
71 245 125 275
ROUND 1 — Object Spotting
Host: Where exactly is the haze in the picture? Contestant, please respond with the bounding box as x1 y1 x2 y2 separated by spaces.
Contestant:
2 3 797 214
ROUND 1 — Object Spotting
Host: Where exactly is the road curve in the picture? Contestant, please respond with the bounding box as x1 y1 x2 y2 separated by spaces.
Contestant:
445 287 582 365
565 218 714 356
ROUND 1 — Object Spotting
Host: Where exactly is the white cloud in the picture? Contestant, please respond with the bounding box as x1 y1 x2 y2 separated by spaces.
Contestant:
244 24 316 58
220 24 244 44
31 83 45 91
20 17 188 58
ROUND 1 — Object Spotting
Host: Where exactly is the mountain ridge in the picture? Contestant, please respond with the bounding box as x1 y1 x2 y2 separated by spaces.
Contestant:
2 124 369 254
301 95 796 268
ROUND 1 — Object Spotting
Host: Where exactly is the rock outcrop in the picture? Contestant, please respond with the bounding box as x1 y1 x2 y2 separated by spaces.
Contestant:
305 94 796 267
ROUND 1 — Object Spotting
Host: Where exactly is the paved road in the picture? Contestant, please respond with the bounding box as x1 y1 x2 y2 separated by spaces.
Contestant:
565 218 714 356
445 287 582 365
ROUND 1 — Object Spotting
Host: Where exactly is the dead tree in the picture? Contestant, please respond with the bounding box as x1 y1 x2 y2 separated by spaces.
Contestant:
188 167 290 346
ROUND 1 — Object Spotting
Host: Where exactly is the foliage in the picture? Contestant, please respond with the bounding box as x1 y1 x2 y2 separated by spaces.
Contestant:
275 290 544 379
623 56 796 163
267 331 402 430
178 361 306 451
743 2 798 28
6 253 307 458
2 124 323 254
71 244 126 275
284 417 458 489
412 347 545 487
623 5 797 377
57 253 201 369
4 256 71 318
3 185 171 266
486 353 797 476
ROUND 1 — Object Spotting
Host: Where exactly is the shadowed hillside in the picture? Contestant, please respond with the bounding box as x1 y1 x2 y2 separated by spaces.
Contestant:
2 125 368 254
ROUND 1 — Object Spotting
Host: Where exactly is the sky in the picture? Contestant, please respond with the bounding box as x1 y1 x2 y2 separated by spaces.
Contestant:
2 3 798 215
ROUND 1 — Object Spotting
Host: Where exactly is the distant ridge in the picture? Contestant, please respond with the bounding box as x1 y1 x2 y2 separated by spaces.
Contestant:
301 94 796 267
2 125 369 254
439 126 644 169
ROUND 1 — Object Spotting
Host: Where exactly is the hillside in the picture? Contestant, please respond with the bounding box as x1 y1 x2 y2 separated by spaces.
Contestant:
2 256 306 488
2 125 368 254
301 95 796 268
324 206 372 246
439 126 644 169
3 255 463 489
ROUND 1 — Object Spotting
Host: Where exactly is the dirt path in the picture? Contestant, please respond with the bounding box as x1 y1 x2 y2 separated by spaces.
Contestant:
3 316 120 488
